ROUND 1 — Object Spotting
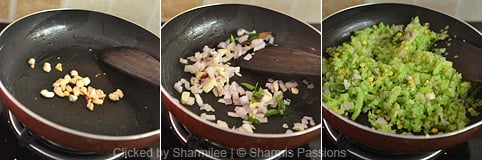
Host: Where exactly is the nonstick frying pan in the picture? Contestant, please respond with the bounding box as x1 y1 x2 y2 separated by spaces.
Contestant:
0 9 159 153
161 4 321 149
322 3 482 152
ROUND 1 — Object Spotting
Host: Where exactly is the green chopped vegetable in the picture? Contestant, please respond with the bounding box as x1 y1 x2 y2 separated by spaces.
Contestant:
241 82 256 91
275 92 283 102
242 33 259 44
265 109 280 117
262 94 288 117
283 106 291 116
247 33 258 41
351 88 365 120
252 87 264 99
244 81 291 117
229 34 236 44
247 116 261 125
276 93 287 115
322 16 482 135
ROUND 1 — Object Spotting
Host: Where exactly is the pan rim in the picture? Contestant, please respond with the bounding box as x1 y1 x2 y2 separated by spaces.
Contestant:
322 2 482 140
161 3 321 35
0 8 160 141
161 3 321 138
323 104 482 140
322 2 482 36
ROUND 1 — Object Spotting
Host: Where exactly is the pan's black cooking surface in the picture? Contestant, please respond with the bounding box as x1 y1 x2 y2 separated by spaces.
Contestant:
322 22 482 160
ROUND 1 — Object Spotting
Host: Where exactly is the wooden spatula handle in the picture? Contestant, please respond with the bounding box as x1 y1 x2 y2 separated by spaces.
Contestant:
238 47 321 76
102 47 160 86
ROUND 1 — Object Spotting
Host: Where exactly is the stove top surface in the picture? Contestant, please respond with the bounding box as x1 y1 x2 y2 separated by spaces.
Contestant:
0 110 36 159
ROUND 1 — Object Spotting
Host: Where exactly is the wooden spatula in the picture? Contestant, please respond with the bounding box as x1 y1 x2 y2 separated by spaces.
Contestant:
238 46 321 76
101 46 319 87
101 47 160 86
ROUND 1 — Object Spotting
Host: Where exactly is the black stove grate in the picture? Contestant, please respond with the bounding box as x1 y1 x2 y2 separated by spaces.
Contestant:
6 110 124 160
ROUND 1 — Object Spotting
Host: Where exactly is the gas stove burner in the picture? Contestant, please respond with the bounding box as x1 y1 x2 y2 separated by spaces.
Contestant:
322 118 443 160
6 111 124 160
167 112 286 160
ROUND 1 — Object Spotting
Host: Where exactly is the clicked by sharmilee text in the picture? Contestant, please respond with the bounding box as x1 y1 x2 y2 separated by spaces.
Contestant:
160 147 322 159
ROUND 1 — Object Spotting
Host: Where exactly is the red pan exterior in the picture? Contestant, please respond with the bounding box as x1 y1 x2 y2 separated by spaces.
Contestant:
323 106 482 152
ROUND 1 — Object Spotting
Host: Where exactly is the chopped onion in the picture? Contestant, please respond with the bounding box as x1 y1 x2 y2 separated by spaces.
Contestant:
301 118 308 125
285 129 293 134
279 80 288 92
217 120 229 129
239 95 249 106
179 58 188 64
232 94 241 105
341 102 354 111
292 123 307 131
353 73 362 79
238 123 255 133
243 53 253 61
425 92 436 100
302 116 316 126
272 81 280 92
217 41 228 49
439 114 450 125
307 84 315 89
376 117 388 125
234 106 248 120
251 39 266 51
174 81 183 93
200 113 216 121
237 34 249 43
175 28 316 134
178 78 190 89
237 28 248 36
194 93 203 106
344 79 350 89
284 81 298 89
257 116 268 123
217 98 226 104
267 35 275 44
227 111 239 118
284 99 291 106
282 123 289 128
200 104 215 112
